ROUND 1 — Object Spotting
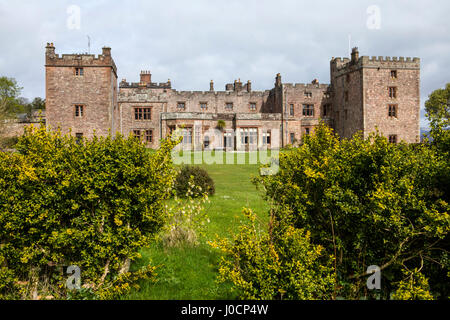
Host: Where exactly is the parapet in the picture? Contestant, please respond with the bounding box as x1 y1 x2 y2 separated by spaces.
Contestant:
283 82 330 90
119 80 171 89
331 53 420 73
45 42 117 75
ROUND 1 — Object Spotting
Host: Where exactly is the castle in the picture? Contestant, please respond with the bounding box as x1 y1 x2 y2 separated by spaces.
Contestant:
45 43 421 150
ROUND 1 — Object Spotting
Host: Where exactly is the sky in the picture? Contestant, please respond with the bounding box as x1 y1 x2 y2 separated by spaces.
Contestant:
0 0 449 128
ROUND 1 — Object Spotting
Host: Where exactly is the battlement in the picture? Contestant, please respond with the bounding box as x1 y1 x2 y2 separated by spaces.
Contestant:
331 52 420 72
45 43 117 75
119 80 171 89
364 56 420 63
172 90 269 97
283 83 330 90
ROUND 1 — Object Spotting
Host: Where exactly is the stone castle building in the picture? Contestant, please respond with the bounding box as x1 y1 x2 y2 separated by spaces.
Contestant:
45 43 420 150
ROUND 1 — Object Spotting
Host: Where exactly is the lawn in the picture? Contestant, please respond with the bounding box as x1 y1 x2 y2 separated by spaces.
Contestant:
123 153 272 300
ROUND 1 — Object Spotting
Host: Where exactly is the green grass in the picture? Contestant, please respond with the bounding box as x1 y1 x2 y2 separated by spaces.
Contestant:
123 154 271 300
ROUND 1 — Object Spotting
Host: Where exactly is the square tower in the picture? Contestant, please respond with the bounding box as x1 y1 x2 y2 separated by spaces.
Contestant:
330 48 420 143
45 43 118 138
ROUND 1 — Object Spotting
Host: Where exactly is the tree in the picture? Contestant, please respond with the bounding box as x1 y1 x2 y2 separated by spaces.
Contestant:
425 83 450 126
425 83 450 156
0 76 22 115
30 97 45 110
0 76 22 135
255 123 450 299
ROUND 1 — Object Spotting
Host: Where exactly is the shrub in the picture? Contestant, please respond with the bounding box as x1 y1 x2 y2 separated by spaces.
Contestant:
210 208 335 300
255 123 450 299
0 125 179 299
174 165 215 198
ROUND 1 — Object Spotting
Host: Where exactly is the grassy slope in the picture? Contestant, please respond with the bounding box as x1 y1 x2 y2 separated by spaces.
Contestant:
124 155 270 300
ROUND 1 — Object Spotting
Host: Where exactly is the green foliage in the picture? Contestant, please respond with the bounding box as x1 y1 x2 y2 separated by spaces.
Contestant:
425 83 450 126
391 269 434 300
174 165 215 198
0 76 22 136
255 123 450 299
160 179 211 247
0 125 178 299
210 208 335 300
426 83 450 156
216 120 226 130
0 76 22 114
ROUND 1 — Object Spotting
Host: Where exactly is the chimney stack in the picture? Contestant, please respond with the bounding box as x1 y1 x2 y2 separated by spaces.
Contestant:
351 47 359 63
102 47 111 56
140 70 151 85
275 73 282 87
247 80 252 92
46 42 55 56
234 79 243 92
210 80 214 91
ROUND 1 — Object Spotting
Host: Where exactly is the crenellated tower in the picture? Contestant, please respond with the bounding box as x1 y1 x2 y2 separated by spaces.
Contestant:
330 47 420 143
45 43 118 138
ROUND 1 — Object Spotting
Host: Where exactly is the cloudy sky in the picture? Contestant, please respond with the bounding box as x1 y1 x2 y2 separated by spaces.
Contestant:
0 0 449 128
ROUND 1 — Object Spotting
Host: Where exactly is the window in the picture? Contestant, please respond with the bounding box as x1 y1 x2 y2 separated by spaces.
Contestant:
75 133 83 144
224 132 233 149
182 127 192 145
323 104 331 117
304 92 312 98
289 104 294 116
75 68 84 76
290 133 295 144
324 92 331 99
200 102 208 110
177 102 186 110
145 129 153 143
346 74 350 83
389 87 397 99
344 109 348 120
225 103 233 110
345 91 349 102
75 105 84 117
249 103 256 111
388 104 397 118
263 132 271 145
134 107 151 120
240 128 257 146
133 130 141 140
305 127 310 135
389 134 398 144
391 70 398 79
168 126 176 136
302 104 314 117
203 136 210 148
